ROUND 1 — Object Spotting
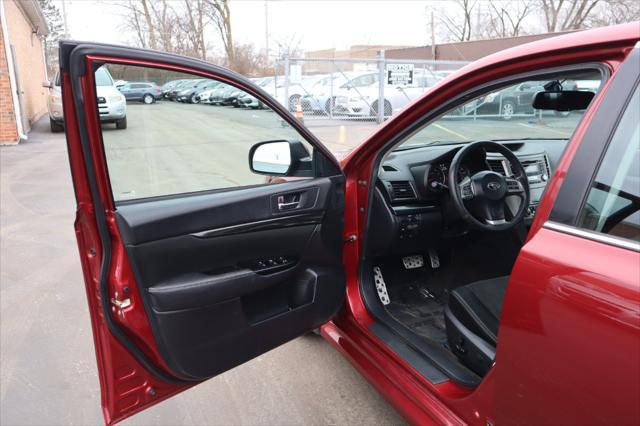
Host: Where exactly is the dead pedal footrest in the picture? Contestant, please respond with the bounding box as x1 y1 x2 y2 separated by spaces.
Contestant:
373 266 390 305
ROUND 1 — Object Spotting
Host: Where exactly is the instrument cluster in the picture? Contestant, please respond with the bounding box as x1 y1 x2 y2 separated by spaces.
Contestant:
426 162 470 192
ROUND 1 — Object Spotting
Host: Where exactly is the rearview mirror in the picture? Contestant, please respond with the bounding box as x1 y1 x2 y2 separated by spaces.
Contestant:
532 90 595 111
249 140 312 177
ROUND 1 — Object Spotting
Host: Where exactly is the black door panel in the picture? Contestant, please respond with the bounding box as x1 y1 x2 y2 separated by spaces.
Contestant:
115 179 332 245
117 176 345 380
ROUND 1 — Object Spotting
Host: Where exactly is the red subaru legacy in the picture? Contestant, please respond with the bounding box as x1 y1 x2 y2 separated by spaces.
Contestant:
60 23 639 425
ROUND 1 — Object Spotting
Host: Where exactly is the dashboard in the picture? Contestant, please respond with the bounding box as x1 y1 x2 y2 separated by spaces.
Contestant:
367 139 568 256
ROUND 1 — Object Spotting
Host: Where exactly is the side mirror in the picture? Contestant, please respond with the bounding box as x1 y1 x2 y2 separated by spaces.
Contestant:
42 81 52 89
532 90 595 111
249 140 312 177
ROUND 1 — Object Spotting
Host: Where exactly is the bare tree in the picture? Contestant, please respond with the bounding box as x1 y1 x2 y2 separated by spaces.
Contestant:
117 0 149 48
140 0 157 50
587 0 640 26
38 0 65 78
232 43 270 76
183 0 208 60
540 0 601 31
203 0 234 67
438 0 479 42
486 0 535 38
273 33 304 57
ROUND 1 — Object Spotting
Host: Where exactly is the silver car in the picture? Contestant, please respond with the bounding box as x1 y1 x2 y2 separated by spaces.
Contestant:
44 67 127 132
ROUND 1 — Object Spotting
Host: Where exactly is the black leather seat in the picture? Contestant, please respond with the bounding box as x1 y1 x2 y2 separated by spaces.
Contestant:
445 276 509 376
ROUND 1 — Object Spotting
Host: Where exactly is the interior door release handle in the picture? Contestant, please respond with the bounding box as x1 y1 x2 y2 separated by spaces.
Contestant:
277 194 300 210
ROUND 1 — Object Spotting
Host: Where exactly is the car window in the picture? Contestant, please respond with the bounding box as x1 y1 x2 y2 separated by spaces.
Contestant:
95 64 315 202
576 84 640 242
95 67 114 86
395 69 602 149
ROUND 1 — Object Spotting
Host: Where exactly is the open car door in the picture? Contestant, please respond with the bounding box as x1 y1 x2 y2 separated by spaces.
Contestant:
60 42 346 424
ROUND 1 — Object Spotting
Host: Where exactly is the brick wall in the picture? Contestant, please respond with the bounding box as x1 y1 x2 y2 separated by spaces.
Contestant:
0 20 19 144
1 0 48 144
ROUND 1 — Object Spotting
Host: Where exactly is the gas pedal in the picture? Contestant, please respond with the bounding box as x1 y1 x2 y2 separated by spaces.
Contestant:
402 255 424 269
373 266 391 305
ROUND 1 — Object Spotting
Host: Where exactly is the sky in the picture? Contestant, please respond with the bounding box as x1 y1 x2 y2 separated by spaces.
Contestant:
54 0 435 54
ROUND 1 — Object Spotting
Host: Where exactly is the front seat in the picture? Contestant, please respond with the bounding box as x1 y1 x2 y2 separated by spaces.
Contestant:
444 276 509 376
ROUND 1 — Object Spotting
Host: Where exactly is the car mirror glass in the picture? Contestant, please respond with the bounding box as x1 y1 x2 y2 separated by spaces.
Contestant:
250 141 292 175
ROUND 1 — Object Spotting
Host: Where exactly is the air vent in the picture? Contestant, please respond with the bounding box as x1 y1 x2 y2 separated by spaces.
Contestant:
487 158 507 175
382 165 398 172
389 181 416 201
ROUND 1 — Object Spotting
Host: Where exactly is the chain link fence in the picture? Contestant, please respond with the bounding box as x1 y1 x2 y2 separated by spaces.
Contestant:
267 53 468 124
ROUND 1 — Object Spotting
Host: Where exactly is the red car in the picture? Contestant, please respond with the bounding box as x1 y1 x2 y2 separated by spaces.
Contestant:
61 23 639 425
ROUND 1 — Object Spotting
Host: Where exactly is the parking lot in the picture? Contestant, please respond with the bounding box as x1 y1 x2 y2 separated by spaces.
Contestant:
0 116 403 425
102 100 578 201
0 97 580 425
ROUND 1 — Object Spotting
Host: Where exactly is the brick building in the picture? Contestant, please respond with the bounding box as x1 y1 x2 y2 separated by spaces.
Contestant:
385 32 575 63
1 0 49 145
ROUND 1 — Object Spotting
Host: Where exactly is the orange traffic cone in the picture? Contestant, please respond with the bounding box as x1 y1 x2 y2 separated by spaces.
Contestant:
294 98 304 124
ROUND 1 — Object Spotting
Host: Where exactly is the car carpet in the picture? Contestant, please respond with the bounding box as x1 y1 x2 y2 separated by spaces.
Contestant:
377 259 450 348
376 239 518 348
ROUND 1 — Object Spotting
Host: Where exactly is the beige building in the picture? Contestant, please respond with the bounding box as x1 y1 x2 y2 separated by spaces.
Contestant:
302 45 412 74
1 0 49 144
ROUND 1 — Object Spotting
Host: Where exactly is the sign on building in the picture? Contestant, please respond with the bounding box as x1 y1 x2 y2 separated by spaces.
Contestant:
386 64 414 86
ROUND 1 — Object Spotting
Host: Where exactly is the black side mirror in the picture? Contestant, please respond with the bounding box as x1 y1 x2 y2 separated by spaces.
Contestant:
532 90 595 111
249 140 313 177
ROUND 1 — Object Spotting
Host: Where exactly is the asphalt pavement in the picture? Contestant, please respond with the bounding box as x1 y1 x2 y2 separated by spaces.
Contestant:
0 115 402 425
0 101 578 425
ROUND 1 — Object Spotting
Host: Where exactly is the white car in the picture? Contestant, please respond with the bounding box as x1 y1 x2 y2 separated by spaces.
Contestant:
302 72 362 114
45 67 127 132
334 72 441 118
264 75 326 110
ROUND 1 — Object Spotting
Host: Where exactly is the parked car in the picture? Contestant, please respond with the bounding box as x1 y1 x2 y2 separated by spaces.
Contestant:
301 73 355 113
118 82 162 104
58 23 640 426
176 80 219 103
44 66 127 132
195 83 223 104
237 92 264 109
165 79 202 100
210 83 243 106
334 72 441 118
474 79 579 119
160 79 187 98
263 74 327 110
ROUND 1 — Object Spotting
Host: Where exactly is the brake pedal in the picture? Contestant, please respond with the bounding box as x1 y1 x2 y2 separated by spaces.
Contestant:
428 249 440 269
373 266 391 305
402 255 424 269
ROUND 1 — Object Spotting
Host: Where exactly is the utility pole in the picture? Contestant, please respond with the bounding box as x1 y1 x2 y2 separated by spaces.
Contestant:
61 0 69 38
430 11 436 60
264 1 269 63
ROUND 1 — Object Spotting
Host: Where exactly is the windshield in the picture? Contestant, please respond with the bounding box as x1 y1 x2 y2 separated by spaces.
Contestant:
95 68 113 86
395 70 602 150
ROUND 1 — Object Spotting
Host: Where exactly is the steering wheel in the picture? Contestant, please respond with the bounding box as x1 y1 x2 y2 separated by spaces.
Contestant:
448 141 530 231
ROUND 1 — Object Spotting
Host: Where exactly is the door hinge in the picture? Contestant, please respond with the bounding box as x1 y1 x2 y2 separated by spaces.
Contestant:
345 234 357 243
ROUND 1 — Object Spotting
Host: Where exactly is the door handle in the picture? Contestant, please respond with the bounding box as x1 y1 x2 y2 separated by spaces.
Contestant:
277 194 300 211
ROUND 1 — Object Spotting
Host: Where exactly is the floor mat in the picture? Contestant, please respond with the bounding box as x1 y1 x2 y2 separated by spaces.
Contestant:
377 261 449 347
